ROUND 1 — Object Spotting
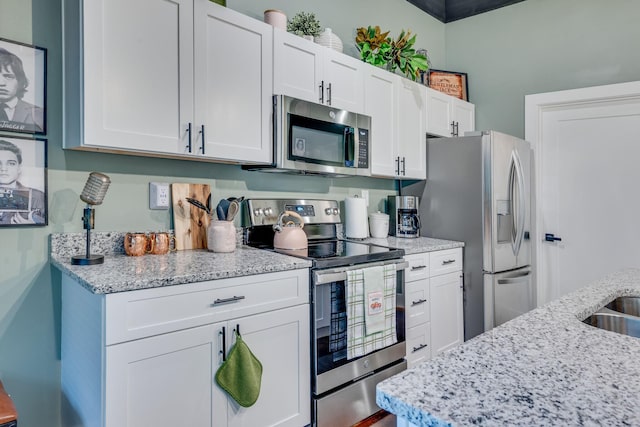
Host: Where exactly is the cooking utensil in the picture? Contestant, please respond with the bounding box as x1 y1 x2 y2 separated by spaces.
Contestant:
186 197 210 215
273 211 307 250
216 199 230 220
226 200 240 222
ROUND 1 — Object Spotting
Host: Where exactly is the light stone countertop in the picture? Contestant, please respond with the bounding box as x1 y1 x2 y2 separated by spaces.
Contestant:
376 268 640 426
350 236 464 255
50 232 311 294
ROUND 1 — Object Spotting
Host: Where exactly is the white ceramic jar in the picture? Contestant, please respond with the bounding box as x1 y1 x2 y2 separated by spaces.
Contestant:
369 211 389 239
207 220 236 253
264 9 287 30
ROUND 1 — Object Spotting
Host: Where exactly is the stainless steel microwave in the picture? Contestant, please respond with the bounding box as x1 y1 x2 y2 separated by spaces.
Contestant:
243 95 371 177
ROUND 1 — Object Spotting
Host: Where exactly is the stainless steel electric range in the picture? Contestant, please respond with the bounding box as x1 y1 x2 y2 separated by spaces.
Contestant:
245 199 407 427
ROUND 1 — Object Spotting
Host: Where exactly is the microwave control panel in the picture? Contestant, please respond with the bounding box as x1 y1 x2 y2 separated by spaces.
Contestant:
357 128 369 168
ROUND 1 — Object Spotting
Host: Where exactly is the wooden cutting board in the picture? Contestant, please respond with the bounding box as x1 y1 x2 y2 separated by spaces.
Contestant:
171 183 211 250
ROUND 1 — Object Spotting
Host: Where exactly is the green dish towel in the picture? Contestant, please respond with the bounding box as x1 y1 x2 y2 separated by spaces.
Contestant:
215 332 263 407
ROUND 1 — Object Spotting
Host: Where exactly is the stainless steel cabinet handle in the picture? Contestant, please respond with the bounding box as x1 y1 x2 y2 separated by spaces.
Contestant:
411 265 427 271
319 80 325 104
411 298 427 306
326 82 332 105
442 259 456 265
412 343 428 353
212 295 245 306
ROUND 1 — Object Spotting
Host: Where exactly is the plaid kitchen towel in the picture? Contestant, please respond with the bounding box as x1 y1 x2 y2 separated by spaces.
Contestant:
346 264 397 360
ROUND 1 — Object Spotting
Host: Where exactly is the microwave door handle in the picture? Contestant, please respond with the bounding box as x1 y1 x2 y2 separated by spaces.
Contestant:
345 128 355 166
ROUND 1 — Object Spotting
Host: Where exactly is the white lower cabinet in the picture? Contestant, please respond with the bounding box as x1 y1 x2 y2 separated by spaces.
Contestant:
404 248 464 367
62 269 310 427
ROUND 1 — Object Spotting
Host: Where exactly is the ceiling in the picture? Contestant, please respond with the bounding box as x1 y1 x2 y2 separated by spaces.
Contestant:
407 0 527 23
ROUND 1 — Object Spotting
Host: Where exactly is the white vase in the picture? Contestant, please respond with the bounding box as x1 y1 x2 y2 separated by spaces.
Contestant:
302 35 314 41
314 28 343 53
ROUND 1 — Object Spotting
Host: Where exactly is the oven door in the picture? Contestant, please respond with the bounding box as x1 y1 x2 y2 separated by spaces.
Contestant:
312 259 407 396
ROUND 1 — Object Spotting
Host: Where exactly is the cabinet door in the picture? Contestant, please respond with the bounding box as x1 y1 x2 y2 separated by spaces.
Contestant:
82 0 193 154
430 272 464 356
194 1 273 163
273 29 323 104
105 323 224 427
425 88 454 137
397 78 427 179
322 49 364 112
452 98 476 136
364 66 398 178
227 305 310 427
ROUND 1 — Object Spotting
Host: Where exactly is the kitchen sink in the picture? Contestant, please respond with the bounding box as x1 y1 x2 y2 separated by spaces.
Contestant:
583 308 640 339
605 296 640 317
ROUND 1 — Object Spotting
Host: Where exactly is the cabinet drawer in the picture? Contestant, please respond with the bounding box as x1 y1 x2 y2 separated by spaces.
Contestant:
105 269 309 345
405 280 429 329
430 248 462 277
404 253 429 282
405 323 431 367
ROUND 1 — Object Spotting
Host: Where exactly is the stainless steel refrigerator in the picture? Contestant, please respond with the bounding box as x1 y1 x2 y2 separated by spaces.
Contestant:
405 130 533 340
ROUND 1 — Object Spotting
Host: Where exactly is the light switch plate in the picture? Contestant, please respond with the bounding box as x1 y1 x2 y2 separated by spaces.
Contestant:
149 182 170 210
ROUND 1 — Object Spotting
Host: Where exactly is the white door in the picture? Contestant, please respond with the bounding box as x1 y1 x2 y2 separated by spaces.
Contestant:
525 81 640 305
425 88 453 137
452 98 475 136
83 0 193 154
322 50 364 112
227 305 310 427
273 29 323 104
396 78 427 180
195 1 273 163
106 323 224 427
429 272 463 355
364 66 398 178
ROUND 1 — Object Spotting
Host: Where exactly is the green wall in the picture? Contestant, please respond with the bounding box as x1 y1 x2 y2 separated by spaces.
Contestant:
444 0 640 138
2 0 639 425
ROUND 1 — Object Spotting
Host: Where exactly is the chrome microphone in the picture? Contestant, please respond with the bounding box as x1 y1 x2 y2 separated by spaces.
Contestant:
72 172 111 266
80 172 111 205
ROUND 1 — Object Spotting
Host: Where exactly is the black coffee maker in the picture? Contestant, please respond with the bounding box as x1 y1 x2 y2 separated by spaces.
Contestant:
388 195 420 238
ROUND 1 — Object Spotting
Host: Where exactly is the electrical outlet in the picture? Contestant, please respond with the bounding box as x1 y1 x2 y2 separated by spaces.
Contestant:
149 182 170 210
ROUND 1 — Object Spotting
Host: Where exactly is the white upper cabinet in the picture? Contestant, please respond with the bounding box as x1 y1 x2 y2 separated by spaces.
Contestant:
426 87 475 138
365 66 426 180
194 1 273 163
64 0 272 164
273 29 364 112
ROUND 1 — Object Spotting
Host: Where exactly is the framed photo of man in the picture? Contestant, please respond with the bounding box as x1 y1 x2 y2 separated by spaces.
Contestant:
0 136 47 226
0 38 47 134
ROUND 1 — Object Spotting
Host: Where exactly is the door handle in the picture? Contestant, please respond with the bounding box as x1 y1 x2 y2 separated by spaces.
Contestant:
319 80 325 104
411 298 427 306
412 343 428 353
186 122 192 153
545 233 562 242
450 121 456 136
326 82 332 105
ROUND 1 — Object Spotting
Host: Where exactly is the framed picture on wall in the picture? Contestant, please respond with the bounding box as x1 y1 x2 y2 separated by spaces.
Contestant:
425 69 469 101
0 135 47 226
0 37 47 134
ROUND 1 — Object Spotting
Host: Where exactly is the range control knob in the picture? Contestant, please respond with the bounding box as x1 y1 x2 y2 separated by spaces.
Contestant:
332 208 339 215
264 207 273 216
325 207 333 215
253 208 263 217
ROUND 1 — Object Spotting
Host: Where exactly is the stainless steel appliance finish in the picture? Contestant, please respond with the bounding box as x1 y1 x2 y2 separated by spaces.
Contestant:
243 95 371 177
584 307 640 339
405 130 532 340
388 195 420 238
244 199 407 427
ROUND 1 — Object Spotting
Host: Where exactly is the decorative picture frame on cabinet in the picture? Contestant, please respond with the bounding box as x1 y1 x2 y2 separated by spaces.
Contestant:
0 37 47 135
0 135 48 226
424 69 469 101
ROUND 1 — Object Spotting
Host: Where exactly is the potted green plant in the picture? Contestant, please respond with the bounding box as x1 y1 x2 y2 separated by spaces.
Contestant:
287 12 322 40
356 26 428 81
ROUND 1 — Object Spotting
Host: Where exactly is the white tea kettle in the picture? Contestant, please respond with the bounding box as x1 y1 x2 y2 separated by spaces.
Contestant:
273 211 308 251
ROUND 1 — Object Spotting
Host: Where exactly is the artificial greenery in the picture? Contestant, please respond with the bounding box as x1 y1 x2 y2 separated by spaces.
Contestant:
287 12 322 37
356 26 429 81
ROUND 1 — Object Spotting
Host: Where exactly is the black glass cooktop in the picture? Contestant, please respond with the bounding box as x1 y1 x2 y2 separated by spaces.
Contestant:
273 239 404 269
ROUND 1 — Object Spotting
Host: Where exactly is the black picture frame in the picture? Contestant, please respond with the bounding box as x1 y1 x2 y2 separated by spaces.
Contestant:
0 37 47 135
0 135 48 226
424 69 469 102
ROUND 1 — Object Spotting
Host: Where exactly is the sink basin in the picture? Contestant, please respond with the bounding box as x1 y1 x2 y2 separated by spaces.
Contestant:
583 309 640 338
605 296 640 317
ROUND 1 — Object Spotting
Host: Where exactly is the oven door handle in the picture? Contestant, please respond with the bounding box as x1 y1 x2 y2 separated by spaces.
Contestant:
313 260 408 285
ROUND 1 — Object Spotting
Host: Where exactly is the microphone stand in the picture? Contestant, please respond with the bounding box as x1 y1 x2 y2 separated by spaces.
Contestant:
71 204 105 265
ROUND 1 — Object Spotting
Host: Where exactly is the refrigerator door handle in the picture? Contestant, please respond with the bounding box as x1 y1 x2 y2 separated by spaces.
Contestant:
497 274 530 285
509 151 526 256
